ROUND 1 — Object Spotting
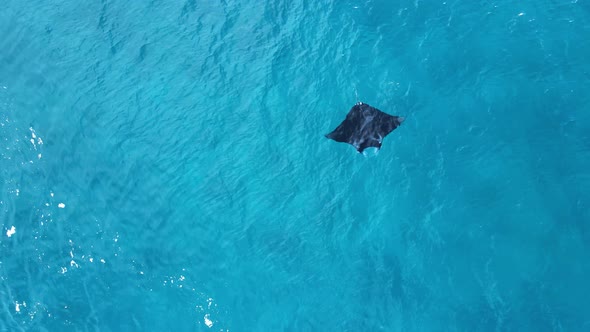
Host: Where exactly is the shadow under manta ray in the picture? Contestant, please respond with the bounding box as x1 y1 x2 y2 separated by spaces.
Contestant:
325 102 405 153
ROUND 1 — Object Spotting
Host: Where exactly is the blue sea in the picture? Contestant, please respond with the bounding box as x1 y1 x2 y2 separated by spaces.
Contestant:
1 0 590 331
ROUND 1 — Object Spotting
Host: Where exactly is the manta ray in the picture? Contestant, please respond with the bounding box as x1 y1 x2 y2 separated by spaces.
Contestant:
325 102 404 153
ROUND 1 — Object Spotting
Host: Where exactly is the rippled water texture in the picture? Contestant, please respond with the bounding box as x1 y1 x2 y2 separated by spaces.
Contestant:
1 0 590 330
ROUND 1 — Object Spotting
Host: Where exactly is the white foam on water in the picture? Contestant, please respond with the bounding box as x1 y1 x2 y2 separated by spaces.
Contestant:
6 226 16 237
204 314 213 328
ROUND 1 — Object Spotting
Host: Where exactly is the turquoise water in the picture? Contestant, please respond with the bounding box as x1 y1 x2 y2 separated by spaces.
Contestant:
1 0 590 330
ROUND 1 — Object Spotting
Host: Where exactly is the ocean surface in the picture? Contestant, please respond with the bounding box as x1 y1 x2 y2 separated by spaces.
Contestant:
1 0 590 331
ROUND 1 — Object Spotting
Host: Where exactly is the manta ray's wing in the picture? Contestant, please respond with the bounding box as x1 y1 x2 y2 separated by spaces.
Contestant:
376 112 404 140
325 102 404 153
356 112 404 153
324 121 352 143
325 103 364 142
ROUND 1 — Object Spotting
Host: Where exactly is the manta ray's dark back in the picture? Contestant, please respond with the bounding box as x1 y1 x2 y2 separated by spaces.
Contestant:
325 102 404 153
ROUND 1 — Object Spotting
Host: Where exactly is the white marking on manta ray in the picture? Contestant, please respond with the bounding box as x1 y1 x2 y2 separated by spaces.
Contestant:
360 114 374 131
